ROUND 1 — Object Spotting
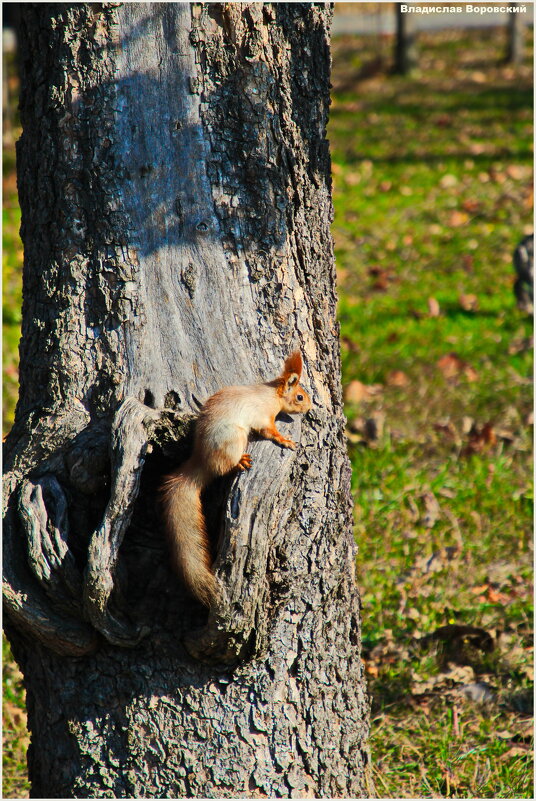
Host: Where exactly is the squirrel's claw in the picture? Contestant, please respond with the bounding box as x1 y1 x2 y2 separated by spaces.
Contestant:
237 454 253 471
281 438 296 450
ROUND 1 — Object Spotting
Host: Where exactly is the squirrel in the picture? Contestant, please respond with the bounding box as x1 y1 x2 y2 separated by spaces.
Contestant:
160 351 311 607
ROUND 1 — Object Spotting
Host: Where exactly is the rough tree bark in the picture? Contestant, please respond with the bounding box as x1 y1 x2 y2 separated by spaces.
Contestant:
3 3 372 798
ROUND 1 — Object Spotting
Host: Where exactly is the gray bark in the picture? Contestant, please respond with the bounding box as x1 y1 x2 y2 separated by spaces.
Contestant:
3 3 372 798
506 3 524 64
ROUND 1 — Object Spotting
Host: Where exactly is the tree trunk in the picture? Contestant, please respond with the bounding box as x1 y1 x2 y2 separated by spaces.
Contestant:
506 3 524 64
3 3 372 797
394 3 418 75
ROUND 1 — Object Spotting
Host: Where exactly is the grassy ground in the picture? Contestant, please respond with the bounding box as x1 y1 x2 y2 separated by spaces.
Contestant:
2 50 30 799
2 51 21 435
330 25 533 799
2 638 30 799
3 25 533 800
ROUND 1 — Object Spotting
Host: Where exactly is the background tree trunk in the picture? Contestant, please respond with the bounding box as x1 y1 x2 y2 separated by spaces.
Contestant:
394 3 418 75
506 3 524 64
4 3 372 797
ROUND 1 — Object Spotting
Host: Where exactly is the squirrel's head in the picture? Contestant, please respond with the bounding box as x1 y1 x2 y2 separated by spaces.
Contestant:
276 351 312 415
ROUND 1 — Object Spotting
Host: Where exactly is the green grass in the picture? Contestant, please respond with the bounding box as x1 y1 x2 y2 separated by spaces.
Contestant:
3 52 28 801
3 70 22 435
2 24 533 800
2 639 30 799
330 25 533 799
3 202 22 432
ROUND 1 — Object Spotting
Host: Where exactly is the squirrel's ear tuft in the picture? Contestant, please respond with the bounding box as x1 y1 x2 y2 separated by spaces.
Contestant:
283 351 302 378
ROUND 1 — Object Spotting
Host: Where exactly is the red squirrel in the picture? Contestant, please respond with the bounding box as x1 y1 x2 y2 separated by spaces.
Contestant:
160 352 311 607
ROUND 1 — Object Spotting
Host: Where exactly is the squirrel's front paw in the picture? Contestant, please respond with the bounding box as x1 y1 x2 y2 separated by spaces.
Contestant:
281 438 296 450
237 454 253 470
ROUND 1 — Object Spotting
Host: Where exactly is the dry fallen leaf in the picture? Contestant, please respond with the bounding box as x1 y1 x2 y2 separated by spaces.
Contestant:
471 584 489 595
440 173 458 188
437 353 463 377
486 587 509 604
449 210 469 227
463 365 478 382
493 427 516 443
469 142 487 156
496 729 516 740
422 491 441 528
503 745 533 759
345 171 362 186
506 164 529 180
508 335 533 355
368 265 394 291
387 369 409 387
462 415 475 434
3 700 28 729
459 293 478 311
411 663 476 696
343 380 383 404
463 422 497 455
462 198 480 214
437 353 478 382
362 654 379 677
462 254 474 272
435 114 452 128
489 167 507 183
427 296 441 317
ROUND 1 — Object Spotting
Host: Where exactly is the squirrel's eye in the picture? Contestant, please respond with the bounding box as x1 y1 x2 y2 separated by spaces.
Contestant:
297 394 303 401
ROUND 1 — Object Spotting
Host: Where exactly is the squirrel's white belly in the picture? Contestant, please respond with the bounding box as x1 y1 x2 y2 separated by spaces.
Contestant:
204 420 248 463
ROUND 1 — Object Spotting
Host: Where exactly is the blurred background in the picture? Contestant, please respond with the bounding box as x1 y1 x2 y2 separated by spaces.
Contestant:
3 3 533 798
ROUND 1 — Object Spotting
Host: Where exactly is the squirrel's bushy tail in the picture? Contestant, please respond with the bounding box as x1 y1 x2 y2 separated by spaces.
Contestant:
160 460 219 607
